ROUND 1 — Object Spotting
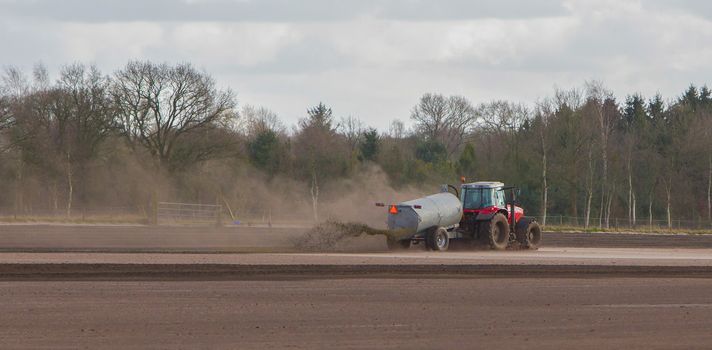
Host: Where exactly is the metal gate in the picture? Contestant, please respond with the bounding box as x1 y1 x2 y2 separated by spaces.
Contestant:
156 202 222 226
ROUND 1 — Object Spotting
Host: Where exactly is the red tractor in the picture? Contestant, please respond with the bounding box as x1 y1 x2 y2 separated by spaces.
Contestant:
381 181 542 251
458 181 542 250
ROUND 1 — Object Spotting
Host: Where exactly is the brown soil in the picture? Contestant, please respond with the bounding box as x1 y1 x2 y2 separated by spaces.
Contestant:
4 224 712 253
2 278 712 349
1 263 711 281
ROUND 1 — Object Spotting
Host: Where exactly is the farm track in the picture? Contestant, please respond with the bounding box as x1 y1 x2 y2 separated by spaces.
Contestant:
1 263 712 281
545 231 712 248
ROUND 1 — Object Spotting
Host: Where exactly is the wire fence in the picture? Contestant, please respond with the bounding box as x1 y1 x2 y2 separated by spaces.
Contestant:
0 204 304 226
155 202 222 226
0 206 142 219
6 204 710 231
533 215 712 230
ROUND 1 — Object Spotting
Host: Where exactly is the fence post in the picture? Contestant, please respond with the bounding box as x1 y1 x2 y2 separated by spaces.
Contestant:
215 205 223 227
150 191 158 226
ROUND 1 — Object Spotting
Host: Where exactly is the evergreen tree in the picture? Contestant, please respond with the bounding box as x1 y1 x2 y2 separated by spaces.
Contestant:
680 84 700 111
623 94 648 130
700 85 711 106
358 128 379 162
457 143 477 178
415 139 447 164
303 102 334 130
248 129 281 174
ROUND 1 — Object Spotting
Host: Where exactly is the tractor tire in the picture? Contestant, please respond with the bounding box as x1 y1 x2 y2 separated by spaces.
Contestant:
386 237 411 251
516 218 542 250
480 213 510 250
426 227 449 252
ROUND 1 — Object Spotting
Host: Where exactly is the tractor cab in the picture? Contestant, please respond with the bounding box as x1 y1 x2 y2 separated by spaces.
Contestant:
456 181 540 250
460 181 523 223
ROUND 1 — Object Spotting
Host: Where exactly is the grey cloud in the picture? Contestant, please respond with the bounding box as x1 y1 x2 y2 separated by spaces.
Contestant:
0 0 567 22
647 0 712 20
2 0 712 130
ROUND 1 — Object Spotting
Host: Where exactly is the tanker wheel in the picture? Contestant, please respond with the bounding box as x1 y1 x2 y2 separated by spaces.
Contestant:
516 220 542 250
426 227 449 252
386 238 411 251
481 213 510 250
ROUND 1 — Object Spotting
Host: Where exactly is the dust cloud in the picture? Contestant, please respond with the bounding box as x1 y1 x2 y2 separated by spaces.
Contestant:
182 165 432 252
286 167 428 251
165 163 432 252
3 150 438 252
217 164 429 226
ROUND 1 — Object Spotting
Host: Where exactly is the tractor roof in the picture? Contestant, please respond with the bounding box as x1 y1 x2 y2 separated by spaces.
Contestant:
461 181 504 189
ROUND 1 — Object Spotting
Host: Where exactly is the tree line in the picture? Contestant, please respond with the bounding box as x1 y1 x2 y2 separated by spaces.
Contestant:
1 61 711 227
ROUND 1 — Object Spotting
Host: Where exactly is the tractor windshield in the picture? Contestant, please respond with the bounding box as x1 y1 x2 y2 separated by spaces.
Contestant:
462 188 495 209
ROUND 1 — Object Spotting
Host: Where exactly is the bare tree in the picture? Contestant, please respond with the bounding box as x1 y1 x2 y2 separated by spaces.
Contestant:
0 66 31 145
708 143 712 226
0 95 12 151
338 115 364 155
479 100 529 175
534 98 555 226
113 61 236 169
550 87 585 222
1 66 30 97
50 63 114 216
479 100 529 135
411 93 448 141
1 65 54 214
702 113 712 225
411 93 477 158
241 105 283 137
389 119 405 139
553 88 594 229
0 67 28 214
585 81 615 228
665 177 672 229
443 96 478 158
623 133 637 226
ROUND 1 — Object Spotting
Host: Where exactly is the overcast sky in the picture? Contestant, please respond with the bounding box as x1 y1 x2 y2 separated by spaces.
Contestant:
2 0 712 130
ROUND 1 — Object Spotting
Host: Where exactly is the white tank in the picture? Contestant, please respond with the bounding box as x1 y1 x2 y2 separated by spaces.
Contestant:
387 192 462 238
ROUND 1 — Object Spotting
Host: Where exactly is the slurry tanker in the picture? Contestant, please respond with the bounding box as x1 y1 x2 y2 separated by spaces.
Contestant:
377 181 542 251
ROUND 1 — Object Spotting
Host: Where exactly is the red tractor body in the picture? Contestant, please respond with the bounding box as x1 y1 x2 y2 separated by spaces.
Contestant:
456 181 540 250
460 181 524 226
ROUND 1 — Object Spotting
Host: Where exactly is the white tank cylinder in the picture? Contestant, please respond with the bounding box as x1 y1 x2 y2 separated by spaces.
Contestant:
387 192 462 237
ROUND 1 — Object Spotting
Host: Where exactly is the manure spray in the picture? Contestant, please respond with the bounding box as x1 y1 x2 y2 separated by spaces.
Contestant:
292 221 405 251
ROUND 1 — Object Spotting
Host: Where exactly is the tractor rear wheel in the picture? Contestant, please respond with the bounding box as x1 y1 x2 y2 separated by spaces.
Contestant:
516 219 542 250
386 238 411 250
481 213 510 250
426 227 449 251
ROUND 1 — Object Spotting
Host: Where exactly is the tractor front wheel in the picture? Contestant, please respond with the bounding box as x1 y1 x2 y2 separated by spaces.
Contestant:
516 219 542 250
